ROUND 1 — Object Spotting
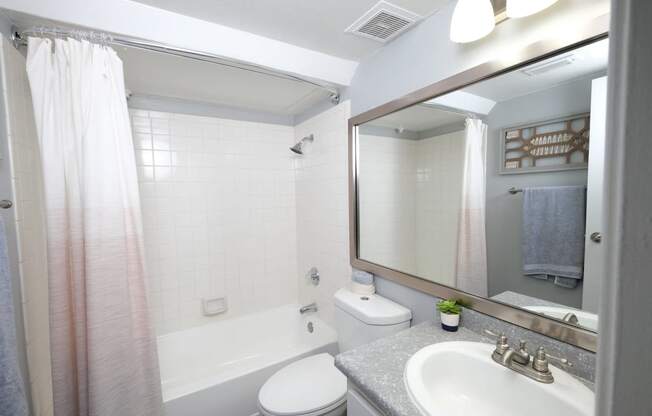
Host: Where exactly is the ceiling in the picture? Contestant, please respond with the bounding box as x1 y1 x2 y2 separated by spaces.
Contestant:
1 9 334 116
367 104 465 133
464 38 609 103
116 46 330 115
129 0 450 60
365 38 609 133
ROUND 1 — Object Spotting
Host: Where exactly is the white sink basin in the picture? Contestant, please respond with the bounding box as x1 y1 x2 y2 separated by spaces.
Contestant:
404 341 594 416
524 306 599 332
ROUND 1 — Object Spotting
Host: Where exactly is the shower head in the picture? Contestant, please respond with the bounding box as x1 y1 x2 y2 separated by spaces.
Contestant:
290 134 314 155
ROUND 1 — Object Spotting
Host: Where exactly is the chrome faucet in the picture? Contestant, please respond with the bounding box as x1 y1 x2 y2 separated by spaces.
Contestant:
300 302 318 314
561 312 580 326
484 330 573 383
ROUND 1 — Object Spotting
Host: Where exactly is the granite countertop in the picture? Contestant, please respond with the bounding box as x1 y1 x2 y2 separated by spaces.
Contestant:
335 323 493 416
335 322 593 416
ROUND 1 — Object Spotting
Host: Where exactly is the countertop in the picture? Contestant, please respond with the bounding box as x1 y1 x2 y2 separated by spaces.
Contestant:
335 322 593 416
335 323 492 416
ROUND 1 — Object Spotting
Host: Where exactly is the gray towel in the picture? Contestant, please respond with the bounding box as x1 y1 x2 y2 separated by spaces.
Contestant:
522 186 586 289
0 217 28 416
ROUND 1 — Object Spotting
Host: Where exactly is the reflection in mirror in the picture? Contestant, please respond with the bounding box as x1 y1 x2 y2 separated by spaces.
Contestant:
356 38 608 333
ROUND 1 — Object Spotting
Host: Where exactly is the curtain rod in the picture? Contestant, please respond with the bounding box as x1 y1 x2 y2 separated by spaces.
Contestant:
11 27 341 104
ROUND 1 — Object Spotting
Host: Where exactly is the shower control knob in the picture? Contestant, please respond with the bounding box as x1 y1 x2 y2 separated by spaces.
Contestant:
308 267 320 286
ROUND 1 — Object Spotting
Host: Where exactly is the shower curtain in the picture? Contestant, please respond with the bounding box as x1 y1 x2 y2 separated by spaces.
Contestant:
26 38 162 416
455 118 488 297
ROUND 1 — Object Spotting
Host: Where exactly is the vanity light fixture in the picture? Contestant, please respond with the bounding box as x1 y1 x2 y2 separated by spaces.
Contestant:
506 0 558 18
449 0 495 44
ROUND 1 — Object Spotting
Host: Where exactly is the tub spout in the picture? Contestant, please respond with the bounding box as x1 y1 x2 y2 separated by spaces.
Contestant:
300 303 318 314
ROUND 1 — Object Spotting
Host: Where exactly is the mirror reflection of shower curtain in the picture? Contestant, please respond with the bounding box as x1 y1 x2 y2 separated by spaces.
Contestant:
455 118 488 296
26 37 162 416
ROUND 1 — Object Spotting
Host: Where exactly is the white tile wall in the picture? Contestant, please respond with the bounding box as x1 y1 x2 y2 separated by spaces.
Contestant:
295 101 352 326
358 134 417 272
0 38 53 415
130 109 299 334
416 131 465 285
355 129 465 286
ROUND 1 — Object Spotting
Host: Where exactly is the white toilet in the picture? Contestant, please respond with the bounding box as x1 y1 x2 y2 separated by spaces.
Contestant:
257 288 412 416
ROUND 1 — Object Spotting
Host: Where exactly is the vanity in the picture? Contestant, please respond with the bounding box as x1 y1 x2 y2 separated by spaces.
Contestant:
336 323 594 416
342 17 608 416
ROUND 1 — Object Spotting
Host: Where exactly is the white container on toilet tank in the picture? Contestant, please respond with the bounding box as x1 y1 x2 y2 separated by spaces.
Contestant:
334 288 412 352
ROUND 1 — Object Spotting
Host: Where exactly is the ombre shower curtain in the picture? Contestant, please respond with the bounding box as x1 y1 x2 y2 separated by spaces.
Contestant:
455 118 488 297
26 37 162 416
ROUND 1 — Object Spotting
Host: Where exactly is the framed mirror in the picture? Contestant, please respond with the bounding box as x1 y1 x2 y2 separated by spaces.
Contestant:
348 27 609 352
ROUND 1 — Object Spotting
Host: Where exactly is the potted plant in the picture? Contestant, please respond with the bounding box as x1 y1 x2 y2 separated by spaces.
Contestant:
437 299 462 332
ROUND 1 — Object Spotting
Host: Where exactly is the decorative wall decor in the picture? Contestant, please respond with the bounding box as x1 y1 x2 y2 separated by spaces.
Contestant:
500 113 590 174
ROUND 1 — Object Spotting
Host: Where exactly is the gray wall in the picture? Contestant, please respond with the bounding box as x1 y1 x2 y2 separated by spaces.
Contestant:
486 76 596 308
596 1 652 414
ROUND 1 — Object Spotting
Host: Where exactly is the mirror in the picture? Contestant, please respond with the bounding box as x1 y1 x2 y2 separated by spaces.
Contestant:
354 37 609 335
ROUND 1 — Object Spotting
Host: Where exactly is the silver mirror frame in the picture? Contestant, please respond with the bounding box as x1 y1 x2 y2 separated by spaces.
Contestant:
348 19 609 353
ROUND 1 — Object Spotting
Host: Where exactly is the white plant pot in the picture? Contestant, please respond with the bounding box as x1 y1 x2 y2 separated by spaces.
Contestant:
440 312 460 332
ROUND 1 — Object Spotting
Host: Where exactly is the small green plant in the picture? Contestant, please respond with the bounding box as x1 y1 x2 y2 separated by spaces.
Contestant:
436 299 462 315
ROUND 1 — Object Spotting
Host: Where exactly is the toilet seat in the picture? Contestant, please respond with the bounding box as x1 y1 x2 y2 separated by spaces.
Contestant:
258 353 347 416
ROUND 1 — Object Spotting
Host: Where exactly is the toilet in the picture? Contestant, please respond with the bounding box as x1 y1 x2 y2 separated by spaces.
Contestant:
257 288 412 416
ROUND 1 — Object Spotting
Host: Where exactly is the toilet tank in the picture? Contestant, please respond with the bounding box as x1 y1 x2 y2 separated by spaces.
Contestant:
334 288 412 352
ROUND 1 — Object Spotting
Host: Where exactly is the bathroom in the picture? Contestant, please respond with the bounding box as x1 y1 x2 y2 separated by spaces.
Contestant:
0 1 649 416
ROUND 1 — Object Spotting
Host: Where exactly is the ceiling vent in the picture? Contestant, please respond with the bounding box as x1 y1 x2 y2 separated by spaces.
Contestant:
521 56 576 77
345 1 421 42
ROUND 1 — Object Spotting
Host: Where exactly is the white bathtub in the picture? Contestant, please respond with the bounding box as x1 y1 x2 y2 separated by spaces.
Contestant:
158 304 338 416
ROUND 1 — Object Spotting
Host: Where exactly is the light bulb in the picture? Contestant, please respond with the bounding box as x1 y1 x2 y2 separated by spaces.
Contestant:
450 0 496 44
506 0 559 18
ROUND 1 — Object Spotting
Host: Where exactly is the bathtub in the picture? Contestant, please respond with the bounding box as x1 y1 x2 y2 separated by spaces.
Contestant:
158 304 338 416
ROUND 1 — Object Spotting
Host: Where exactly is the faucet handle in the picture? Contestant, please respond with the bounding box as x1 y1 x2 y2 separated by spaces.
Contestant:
484 329 509 354
484 329 499 338
532 346 573 373
543 351 573 368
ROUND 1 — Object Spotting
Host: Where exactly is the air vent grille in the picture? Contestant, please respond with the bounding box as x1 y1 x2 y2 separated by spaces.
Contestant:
358 12 412 40
346 1 420 42
521 56 576 76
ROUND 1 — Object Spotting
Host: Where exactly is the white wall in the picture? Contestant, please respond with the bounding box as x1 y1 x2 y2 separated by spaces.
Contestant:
358 134 416 273
130 109 299 334
0 37 52 415
295 101 351 326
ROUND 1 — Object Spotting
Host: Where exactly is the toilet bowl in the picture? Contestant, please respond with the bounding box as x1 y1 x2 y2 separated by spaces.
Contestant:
257 288 411 416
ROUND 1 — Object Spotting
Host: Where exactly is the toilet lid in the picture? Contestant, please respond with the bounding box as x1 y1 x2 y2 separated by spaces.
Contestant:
258 353 347 416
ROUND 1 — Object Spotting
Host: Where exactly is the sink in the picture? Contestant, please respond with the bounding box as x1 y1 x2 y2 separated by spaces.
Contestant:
404 341 594 416
524 306 599 331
